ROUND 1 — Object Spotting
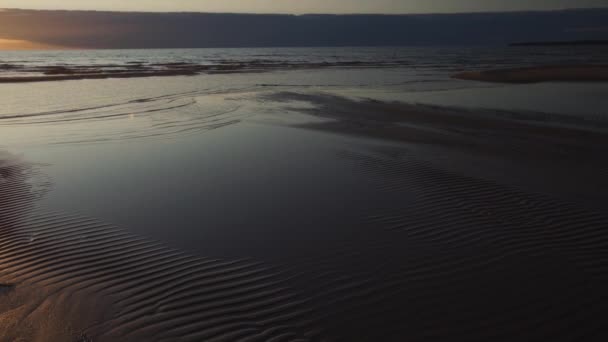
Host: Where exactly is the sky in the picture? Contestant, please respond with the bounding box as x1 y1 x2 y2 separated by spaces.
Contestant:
1 0 608 14
1 5 608 50
2 7 607 50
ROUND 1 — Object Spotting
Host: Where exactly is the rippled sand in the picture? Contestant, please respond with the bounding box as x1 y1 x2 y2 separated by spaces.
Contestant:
2 77 608 341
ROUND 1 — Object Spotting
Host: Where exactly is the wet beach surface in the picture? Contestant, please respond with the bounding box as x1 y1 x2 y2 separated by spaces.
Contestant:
2 54 608 341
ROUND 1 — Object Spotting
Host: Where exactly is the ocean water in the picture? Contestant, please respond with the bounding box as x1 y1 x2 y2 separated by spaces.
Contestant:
1 46 608 135
2 45 608 71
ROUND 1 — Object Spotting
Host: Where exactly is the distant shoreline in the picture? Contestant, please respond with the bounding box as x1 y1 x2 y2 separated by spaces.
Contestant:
510 40 608 47
453 65 608 83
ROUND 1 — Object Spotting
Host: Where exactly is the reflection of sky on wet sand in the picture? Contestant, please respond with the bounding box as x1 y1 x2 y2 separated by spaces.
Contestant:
336 82 608 119
26 121 380 260
2 61 608 261
2 66 608 148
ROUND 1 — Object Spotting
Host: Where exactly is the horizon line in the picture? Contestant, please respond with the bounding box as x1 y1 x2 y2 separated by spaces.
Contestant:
1 6 607 17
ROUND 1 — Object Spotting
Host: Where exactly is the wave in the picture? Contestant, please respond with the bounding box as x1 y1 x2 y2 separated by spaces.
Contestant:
0 60 413 83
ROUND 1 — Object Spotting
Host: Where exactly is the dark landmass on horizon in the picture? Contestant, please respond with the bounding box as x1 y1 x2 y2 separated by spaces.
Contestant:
510 40 608 46
1 8 607 49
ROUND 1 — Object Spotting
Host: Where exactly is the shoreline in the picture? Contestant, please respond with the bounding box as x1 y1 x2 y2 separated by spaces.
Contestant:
452 65 608 83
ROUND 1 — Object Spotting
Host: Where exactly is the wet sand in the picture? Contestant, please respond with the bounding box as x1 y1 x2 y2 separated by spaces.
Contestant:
2 91 608 341
453 65 608 83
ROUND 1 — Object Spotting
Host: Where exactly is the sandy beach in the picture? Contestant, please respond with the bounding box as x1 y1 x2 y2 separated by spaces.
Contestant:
3 0 608 338
2 63 608 341
453 64 608 83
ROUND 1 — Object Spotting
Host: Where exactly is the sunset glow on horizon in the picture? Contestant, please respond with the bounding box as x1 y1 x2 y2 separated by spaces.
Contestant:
0 38 64 50
1 0 608 14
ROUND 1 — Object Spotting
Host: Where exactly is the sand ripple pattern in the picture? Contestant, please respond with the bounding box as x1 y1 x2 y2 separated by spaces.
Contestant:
296 147 608 341
0 160 327 341
3 142 608 341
